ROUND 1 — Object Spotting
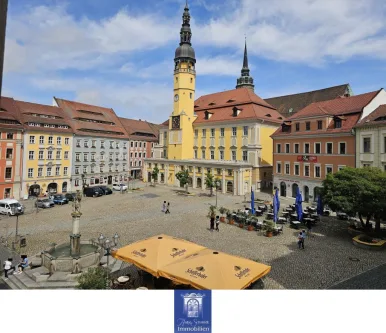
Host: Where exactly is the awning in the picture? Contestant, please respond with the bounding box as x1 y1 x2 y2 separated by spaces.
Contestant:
158 248 271 290
111 234 206 277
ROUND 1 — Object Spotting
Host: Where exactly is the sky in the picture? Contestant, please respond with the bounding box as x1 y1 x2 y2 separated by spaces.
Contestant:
3 0 386 124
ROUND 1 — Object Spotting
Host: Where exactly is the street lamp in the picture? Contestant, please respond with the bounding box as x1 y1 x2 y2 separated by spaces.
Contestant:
98 232 119 289
215 180 221 207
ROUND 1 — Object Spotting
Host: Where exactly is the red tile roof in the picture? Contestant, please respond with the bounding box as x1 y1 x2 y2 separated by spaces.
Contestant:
54 97 129 139
272 90 382 137
194 103 284 124
0 96 23 130
194 87 276 111
119 117 160 142
355 104 386 129
15 100 74 134
265 84 351 117
288 90 381 120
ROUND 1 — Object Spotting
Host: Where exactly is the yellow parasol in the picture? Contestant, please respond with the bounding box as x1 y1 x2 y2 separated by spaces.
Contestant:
111 234 206 277
158 248 271 290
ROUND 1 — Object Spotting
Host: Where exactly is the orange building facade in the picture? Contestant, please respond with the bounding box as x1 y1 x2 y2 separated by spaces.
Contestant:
0 97 23 199
272 89 386 202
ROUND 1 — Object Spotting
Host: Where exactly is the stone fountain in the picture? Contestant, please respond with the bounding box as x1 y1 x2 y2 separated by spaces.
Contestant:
41 190 102 275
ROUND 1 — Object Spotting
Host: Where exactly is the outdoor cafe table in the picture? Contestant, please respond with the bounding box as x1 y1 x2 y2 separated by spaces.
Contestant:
303 217 312 224
290 214 298 220
290 221 301 229
307 207 317 212
311 213 319 219
285 208 294 213
282 211 289 217
302 211 310 218
258 205 266 211
255 209 263 216
267 212 274 220
277 217 287 224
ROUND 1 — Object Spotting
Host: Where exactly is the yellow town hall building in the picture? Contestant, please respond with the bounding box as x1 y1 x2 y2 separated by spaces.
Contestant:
144 3 283 195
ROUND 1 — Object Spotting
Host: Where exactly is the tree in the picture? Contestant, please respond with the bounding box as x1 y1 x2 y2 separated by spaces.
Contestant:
205 172 215 196
322 167 386 232
76 267 108 289
176 169 191 193
151 166 159 186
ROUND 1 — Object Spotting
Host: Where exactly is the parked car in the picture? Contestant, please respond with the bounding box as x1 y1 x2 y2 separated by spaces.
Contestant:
0 199 25 215
35 198 55 209
96 186 113 195
84 187 103 197
65 192 77 201
112 183 128 191
52 194 69 205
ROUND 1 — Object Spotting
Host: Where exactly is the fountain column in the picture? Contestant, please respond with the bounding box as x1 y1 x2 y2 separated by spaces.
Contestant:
70 191 82 257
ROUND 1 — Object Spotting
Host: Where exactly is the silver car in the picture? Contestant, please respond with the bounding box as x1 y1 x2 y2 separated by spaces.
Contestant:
35 198 55 208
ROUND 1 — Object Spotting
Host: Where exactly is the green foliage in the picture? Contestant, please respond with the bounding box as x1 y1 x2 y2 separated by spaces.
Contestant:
263 220 275 233
207 205 217 218
322 167 386 232
205 172 215 196
219 206 227 215
151 166 160 184
176 169 191 192
76 267 108 290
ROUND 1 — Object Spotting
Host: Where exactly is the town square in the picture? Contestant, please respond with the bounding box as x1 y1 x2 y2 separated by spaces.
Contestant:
0 0 386 294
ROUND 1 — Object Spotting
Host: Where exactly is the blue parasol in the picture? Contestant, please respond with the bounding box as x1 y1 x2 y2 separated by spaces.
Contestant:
273 188 280 225
250 187 255 215
295 187 303 222
317 195 324 216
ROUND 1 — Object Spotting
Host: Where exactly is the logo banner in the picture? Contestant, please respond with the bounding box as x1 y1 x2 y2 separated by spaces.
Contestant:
174 290 212 333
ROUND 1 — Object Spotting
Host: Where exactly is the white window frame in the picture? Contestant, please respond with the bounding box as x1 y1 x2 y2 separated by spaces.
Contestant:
276 161 282 174
28 168 33 178
338 165 346 171
284 162 290 175
29 136 35 144
64 151 69 159
39 136 44 144
56 150 61 159
65 138 69 145
304 163 310 177
57 137 62 145
294 143 299 154
46 167 52 177
220 128 225 137
210 150 215 160
362 136 372 153
29 151 34 160
232 151 236 161
294 163 300 176
38 150 44 160
64 167 68 176
38 167 43 177
285 143 290 153
232 127 237 136
325 164 333 175
47 151 53 160
314 164 321 178
55 166 60 176
314 142 321 155
276 143 281 153
242 151 248 162
48 136 53 144
338 141 346 155
326 142 333 155
304 142 310 154
220 150 224 160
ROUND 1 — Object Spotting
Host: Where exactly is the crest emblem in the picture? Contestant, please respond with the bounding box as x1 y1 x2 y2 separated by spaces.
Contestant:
181 293 205 318
172 248 178 252
234 266 241 271
140 248 146 252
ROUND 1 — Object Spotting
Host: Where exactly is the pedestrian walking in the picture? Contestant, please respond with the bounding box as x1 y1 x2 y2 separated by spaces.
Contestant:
162 201 166 213
3 258 15 279
301 229 306 249
165 202 170 214
209 215 215 231
215 215 220 232
297 232 304 249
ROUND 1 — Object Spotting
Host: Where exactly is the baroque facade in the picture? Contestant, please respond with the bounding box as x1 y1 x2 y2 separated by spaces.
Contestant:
271 89 386 201
53 98 130 189
144 3 282 195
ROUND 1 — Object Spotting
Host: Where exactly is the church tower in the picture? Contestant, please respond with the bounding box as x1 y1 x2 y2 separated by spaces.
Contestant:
168 1 196 160
236 39 254 91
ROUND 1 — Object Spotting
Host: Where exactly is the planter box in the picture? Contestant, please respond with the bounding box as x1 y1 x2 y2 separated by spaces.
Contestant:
220 217 226 223
352 235 386 251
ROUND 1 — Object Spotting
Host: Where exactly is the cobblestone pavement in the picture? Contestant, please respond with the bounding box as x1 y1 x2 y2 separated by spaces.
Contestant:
1 184 385 289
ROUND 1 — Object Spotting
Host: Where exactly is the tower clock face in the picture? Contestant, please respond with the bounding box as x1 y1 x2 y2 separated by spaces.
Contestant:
172 116 180 129
174 94 179 102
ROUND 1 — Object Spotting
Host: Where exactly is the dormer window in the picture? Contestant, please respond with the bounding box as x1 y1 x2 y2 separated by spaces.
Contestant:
375 116 386 122
282 122 291 133
265 114 272 117
335 118 342 128
226 99 235 103
232 107 241 117
208 102 216 106
204 111 212 120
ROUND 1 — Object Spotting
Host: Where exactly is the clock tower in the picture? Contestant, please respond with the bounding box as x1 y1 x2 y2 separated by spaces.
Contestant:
168 1 196 160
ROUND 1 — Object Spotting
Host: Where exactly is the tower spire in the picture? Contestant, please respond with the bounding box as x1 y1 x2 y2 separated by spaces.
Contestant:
236 36 254 91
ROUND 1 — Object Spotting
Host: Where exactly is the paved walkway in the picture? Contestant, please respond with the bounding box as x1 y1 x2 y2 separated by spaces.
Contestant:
329 263 386 289
0 245 19 289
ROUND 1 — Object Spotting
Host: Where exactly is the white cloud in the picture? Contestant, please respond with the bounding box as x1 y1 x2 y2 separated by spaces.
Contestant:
196 55 242 76
194 0 386 65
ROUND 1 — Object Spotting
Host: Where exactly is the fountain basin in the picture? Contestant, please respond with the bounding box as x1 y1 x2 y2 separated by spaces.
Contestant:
42 240 102 273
